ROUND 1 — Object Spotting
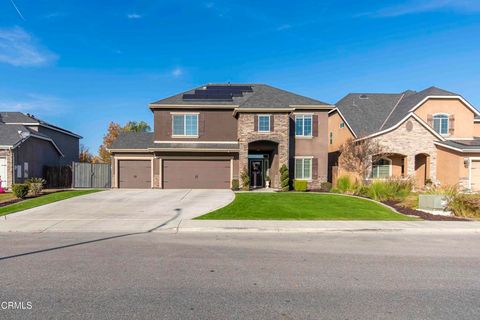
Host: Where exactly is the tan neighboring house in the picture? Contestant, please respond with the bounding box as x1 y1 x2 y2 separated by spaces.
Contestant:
328 87 480 191
108 84 333 190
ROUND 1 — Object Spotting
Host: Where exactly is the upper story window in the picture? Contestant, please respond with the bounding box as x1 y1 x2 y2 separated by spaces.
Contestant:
295 115 312 137
340 122 345 128
432 114 449 135
371 158 391 179
172 113 198 137
258 115 270 132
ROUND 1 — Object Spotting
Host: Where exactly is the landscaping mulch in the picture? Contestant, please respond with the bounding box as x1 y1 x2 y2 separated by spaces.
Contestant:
0 198 22 208
383 200 470 221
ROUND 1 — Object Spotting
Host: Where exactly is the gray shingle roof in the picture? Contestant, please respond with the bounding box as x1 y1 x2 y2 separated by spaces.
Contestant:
336 86 465 137
0 111 80 137
435 139 480 151
0 124 29 146
110 132 154 150
335 93 403 136
381 87 457 129
109 131 239 150
151 84 330 108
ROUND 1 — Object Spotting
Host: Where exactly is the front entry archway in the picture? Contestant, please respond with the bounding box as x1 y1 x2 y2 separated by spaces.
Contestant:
248 140 278 188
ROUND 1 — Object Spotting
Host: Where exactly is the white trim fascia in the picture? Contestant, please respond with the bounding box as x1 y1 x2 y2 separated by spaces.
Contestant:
329 108 358 138
474 119 480 123
433 141 480 153
468 157 480 190
0 145 13 149
290 104 335 110
148 148 239 152
169 111 199 115
154 140 238 144
445 137 476 141
408 95 480 116
150 104 237 109
355 113 446 142
233 107 293 116
107 148 151 153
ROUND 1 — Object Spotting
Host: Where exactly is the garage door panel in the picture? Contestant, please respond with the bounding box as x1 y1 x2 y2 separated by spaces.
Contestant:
118 160 151 189
163 160 230 189
471 160 480 192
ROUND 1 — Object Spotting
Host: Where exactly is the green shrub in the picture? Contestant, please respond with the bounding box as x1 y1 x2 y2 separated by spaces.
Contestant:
231 179 240 191
320 182 332 192
336 175 353 193
280 164 290 192
240 168 250 191
12 184 29 199
448 194 480 218
363 178 413 201
294 180 308 192
27 177 46 196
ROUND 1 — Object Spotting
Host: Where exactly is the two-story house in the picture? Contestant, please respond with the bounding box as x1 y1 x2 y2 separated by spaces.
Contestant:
109 84 333 189
0 112 81 189
328 87 480 191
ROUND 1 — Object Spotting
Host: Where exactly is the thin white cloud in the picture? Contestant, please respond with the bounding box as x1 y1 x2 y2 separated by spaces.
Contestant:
276 24 291 31
127 13 143 19
0 94 67 114
0 26 57 67
171 67 183 77
371 0 480 17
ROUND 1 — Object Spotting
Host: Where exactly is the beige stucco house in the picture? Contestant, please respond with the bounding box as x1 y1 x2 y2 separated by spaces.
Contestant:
328 87 480 192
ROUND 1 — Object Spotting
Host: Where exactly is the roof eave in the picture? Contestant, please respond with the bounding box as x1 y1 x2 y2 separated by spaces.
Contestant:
149 103 238 110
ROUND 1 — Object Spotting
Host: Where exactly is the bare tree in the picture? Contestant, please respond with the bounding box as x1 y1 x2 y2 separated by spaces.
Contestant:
79 144 94 163
338 138 387 181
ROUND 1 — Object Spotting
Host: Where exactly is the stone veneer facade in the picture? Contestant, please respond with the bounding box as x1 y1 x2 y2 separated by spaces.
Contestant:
373 116 438 183
0 149 13 190
237 113 290 189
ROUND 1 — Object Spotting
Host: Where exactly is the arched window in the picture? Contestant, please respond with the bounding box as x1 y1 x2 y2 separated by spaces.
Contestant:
371 158 391 179
433 114 449 135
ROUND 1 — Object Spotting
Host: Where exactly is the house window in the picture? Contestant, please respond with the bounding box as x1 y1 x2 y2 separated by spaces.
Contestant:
433 114 449 135
340 122 345 128
371 158 391 179
172 114 198 136
258 115 270 132
24 162 29 178
329 132 333 145
295 157 312 180
295 115 312 137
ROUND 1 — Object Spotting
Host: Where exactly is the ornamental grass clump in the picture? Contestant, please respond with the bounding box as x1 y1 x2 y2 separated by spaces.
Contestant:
362 178 413 202
448 194 480 218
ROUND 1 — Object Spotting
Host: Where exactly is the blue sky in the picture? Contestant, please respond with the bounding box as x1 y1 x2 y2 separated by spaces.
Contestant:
1 0 480 152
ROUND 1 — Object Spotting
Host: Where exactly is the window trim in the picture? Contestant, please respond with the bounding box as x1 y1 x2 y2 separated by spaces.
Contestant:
258 114 271 133
432 113 449 136
371 157 392 179
171 113 199 137
294 156 313 181
295 114 313 137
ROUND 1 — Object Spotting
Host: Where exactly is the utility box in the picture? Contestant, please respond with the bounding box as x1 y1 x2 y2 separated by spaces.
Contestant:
418 194 448 211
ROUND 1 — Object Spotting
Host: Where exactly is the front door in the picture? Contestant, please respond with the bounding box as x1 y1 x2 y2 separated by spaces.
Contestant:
250 160 263 188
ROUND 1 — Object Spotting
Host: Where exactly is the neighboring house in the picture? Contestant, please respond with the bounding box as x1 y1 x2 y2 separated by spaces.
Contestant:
328 87 480 191
109 84 333 189
0 112 81 189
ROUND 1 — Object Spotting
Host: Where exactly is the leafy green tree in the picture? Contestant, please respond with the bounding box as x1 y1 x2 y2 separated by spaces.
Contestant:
124 121 151 132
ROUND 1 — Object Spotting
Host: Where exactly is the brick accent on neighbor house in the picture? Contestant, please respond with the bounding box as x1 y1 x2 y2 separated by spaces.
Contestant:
373 116 438 184
238 113 290 188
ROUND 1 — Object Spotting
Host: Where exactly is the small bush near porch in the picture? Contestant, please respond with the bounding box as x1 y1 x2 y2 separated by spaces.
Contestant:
196 193 415 220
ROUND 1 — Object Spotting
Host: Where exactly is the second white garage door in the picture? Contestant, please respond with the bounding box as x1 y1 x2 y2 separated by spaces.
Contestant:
471 160 480 192
163 160 230 189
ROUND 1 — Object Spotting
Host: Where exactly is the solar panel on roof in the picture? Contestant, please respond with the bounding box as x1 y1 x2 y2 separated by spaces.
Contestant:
182 85 253 101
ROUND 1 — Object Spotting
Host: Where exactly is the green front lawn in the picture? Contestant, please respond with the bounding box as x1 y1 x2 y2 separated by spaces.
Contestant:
196 193 417 220
0 189 102 216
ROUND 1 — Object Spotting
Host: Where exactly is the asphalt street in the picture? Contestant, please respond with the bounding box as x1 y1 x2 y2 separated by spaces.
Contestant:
1 232 479 319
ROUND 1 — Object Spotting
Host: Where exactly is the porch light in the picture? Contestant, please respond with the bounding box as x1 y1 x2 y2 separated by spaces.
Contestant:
464 158 469 168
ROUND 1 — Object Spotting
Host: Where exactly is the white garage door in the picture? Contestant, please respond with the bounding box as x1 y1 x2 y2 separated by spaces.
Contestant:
471 160 480 192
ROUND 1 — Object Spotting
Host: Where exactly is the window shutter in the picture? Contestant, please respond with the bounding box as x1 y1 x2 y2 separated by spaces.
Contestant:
427 114 433 127
166 113 172 136
312 158 318 179
254 115 258 131
198 113 205 137
312 114 319 137
270 115 275 131
449 115 455 135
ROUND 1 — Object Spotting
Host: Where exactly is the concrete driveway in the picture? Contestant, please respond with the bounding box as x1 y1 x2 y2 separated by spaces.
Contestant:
0 189 234 233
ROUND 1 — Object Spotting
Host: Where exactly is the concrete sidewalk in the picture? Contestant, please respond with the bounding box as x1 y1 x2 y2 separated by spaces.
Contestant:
174 220 480 234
